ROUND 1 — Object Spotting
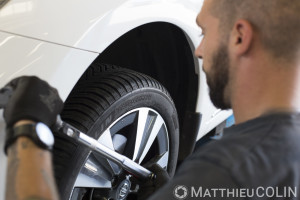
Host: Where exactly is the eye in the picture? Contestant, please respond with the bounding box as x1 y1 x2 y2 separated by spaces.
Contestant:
199 33 205 40
199 31 205 38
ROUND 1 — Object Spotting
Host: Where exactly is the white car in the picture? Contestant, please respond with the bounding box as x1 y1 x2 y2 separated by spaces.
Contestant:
0 0 232 199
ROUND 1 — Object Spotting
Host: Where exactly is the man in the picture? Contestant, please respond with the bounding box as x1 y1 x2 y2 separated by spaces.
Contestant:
2 0 300 199
146 0 300 199
3 77 63 200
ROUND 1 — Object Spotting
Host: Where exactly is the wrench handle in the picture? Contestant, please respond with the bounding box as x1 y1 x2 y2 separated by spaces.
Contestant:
54 115 155 180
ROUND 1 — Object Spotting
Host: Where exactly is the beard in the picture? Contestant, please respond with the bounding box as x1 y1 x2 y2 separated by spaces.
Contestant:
205 44 231 110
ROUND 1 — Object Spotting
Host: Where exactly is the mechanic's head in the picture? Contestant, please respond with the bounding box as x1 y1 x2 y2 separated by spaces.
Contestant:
195 0 300 110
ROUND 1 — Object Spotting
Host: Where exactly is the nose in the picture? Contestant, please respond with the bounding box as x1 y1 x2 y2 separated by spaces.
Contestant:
194 40 203 59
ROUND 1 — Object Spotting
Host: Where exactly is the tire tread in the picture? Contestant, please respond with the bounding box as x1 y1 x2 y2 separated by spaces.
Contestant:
53 63 172 189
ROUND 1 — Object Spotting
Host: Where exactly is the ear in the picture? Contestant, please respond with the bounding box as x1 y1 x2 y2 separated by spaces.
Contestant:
231 19 254 56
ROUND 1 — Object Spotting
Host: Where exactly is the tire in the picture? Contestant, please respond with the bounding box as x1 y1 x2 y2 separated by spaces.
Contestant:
53 64 179 200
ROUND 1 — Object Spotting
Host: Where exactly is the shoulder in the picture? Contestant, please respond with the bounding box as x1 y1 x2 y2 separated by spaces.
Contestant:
189 113 296 170
189 137 251 172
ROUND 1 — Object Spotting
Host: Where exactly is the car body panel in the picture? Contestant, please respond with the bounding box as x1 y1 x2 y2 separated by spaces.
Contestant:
0 31 99 100
0 0 202 53
0 1 232 198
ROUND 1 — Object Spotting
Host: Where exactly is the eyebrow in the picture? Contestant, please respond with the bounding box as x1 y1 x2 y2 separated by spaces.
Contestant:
196 16 204 30
196 21 205 34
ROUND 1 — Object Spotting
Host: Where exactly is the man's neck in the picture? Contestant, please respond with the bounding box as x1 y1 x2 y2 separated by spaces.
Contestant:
231 60 300 124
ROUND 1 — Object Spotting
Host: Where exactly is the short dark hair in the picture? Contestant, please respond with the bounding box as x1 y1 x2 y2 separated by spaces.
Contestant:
210 0 300 61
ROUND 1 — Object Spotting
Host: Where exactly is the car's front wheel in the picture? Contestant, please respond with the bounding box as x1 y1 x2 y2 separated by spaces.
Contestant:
53 64 179 200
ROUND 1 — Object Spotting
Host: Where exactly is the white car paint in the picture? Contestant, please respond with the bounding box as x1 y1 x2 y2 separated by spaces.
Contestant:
0 31 100 200
0 0 232 199
0 0 202 52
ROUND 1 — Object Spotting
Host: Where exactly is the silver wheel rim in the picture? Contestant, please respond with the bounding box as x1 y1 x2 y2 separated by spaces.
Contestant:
70 107 169 199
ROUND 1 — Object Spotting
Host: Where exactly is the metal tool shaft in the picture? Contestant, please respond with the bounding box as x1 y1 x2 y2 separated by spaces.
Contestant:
55 117 154 180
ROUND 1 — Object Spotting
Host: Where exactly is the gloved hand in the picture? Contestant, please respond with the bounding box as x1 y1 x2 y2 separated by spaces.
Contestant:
136 163 170 200
2 76 63 128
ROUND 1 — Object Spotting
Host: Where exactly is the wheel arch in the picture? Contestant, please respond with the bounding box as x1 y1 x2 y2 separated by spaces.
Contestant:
77 22 199 162
86 22 198 131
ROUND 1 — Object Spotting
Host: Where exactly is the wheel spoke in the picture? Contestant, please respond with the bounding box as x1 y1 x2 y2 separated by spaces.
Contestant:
137 114 164 164
98 129 115 150
74 154 112 188
132 108 150 161
97 129 121 175
156 151 169 169
112 134 127 154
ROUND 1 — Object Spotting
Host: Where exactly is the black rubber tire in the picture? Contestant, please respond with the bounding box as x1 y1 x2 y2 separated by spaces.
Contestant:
53 64 179 199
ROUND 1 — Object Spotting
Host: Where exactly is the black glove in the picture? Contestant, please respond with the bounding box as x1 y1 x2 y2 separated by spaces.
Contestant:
136 163 170 200
2 76 63 128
